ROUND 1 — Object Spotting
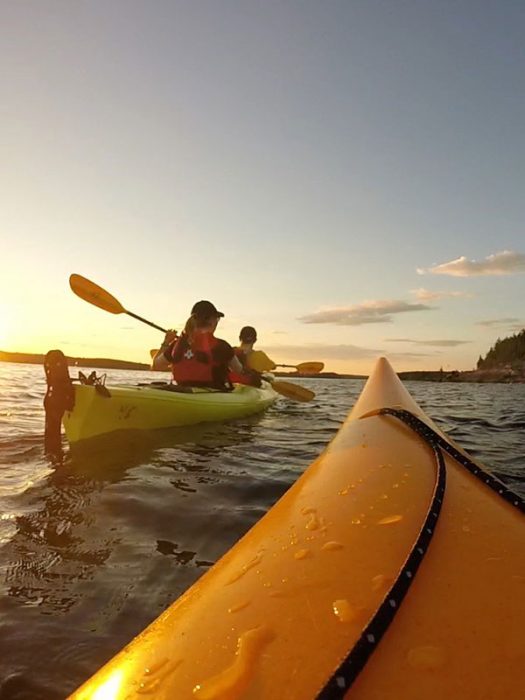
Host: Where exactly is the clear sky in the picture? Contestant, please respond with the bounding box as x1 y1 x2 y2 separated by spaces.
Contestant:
2 0 524 373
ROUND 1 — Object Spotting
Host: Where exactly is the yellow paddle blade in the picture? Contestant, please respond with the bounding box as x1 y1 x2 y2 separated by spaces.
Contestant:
69 274 125 315
150 348 159 358
295 362 324 373
271 380 315 402
247 351 277 373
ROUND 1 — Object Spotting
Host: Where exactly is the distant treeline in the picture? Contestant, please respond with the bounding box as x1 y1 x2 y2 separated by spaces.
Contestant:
477 329 525 370
0 350 149 371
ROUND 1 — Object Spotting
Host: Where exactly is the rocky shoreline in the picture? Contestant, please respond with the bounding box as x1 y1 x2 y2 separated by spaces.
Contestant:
282 369 524 383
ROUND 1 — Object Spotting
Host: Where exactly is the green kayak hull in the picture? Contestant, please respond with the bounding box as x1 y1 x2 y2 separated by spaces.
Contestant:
63 381 277 443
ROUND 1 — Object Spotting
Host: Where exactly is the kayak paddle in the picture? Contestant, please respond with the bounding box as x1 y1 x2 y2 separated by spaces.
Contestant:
269 380 315 402
69 274 168 333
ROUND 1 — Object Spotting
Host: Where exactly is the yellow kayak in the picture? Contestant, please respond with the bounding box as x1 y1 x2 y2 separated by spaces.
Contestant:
70 357 524 699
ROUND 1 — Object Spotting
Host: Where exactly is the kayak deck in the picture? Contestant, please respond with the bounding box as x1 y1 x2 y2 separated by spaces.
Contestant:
69 357 524 699
63 380 277 443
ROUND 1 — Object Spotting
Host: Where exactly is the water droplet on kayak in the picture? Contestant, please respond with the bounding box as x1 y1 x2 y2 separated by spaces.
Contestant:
227 552 264 584
332 599 360 623
144 658 169 675
138 658 182 694
322 541 343 551
228 601 250 613
371 574 392 591
377 515 403 525
193 626 274 698
392 483 400 489
268 589 286 598
462 524 471 533
294 548 310 560
289 525 299 545
407 645 446 670
339 488 349 496
305 512 320 531
380 493 389 500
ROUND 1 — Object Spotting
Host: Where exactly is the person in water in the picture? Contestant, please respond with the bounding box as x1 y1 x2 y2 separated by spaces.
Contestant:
230 326 277 386
152 300 244 389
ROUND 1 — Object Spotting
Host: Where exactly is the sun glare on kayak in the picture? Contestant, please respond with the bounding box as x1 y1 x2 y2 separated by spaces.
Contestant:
81 668 124 700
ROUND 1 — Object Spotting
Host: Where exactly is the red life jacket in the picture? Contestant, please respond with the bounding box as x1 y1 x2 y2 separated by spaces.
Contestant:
170 332 228 388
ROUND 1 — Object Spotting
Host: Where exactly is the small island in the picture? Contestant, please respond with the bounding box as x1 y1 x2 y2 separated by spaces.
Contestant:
1 329 524 382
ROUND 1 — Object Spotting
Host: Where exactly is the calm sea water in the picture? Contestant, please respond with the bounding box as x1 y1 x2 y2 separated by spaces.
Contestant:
0 361 523 699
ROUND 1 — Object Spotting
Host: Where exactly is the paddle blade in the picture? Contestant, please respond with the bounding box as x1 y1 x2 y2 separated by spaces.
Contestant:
295 362 324 374
150 349 158 359
69 274 125 315
271 380 315 402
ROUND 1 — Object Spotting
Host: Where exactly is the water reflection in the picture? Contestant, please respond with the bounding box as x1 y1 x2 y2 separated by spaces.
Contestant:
0 412 285 699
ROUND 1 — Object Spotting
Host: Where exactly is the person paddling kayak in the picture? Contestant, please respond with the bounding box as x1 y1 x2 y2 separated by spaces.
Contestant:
230 326 277 386
152 300 244 389
237 326 277 372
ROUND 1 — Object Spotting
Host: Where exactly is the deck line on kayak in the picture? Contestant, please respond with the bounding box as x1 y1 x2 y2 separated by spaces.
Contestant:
317 411 447 698
318 407 525 698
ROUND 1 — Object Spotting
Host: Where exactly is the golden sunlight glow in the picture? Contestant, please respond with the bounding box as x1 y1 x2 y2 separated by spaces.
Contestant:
76 669 125 700
0 304 10 346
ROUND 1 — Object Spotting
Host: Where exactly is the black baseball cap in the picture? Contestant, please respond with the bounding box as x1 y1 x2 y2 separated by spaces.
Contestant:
191 300 224 319
239 326 257 342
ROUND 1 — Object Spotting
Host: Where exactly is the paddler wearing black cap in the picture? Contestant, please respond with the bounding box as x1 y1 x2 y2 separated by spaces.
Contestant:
152 300 244 389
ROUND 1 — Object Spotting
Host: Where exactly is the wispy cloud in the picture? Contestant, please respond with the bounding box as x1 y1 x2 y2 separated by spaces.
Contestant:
417 250 525 277
476 318 524 332
298 300 432 326
386 338 470 347
411 288 473 301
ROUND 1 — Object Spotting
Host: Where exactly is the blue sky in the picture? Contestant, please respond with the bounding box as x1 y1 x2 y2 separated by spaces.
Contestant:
1 1 524 372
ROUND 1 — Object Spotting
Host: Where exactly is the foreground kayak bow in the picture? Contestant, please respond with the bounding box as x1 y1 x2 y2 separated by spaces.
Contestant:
69 357 524 699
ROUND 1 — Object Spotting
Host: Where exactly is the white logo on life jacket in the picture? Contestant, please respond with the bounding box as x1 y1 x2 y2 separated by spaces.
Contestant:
184 349 194 360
